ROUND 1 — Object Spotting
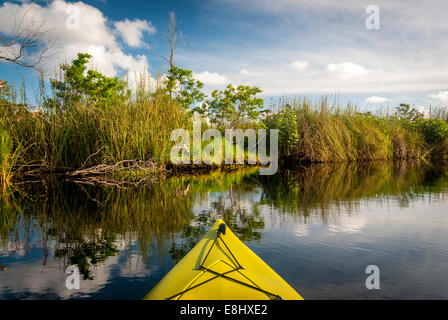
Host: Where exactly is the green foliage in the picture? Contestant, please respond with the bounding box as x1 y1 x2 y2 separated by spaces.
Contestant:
263 105 299 157
164 66 206 109
55 237 118 280
206 84 264 128
396 103 423 121
0 80 11 104
413 118 448 144
2 46 448 183
263 98 433 162
394 104 448 157
0 120 20 188
47 53 130 110
1 74 189 171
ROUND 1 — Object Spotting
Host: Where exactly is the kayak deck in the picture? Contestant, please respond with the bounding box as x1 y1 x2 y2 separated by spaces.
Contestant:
144 219 303 300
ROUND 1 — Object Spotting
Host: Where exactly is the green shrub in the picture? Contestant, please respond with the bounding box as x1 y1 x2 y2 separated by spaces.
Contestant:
413 119 448 144
206 85 264 129
47 53 130 110
164 66 206 109
264 97 433 162
0 120 20 188
263 105 299 157
396 103 423 121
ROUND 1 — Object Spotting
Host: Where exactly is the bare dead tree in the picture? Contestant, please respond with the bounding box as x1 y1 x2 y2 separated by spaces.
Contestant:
0 10 56 76
159 12 184 70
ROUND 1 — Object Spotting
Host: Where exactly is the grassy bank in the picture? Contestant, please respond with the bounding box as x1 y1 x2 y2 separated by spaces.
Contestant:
2 91 448 188
1 84 189 186
1 56 448 187
263 97 448 163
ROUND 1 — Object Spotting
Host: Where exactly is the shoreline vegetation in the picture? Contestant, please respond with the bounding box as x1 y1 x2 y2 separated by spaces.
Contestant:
1 53 448 189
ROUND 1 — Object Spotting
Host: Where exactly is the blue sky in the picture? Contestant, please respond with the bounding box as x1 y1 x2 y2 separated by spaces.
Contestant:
1 0 448 110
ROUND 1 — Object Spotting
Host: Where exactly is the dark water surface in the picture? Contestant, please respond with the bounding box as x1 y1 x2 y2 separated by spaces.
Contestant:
1 162 448 299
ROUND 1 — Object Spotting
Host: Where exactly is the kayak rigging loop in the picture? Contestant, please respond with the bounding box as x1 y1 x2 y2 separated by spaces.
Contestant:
217 223 227 236
165 222 283 301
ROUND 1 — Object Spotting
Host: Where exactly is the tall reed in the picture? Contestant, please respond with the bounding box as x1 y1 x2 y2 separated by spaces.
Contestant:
1 76 190 176
265 96 430 162
0 121 20 189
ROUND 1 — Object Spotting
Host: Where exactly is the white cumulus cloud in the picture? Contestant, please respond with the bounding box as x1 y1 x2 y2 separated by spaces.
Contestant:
365 96 392 103
114 18 156 48
0 0 153 85
428 91 448 104
326 62 367 79
176 0 448 101
195 71 229 86
292 60 309 71
239 68 261 77
417 106 431 118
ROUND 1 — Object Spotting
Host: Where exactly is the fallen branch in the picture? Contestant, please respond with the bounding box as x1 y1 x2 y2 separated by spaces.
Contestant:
10 159 166 187
65 159 166 187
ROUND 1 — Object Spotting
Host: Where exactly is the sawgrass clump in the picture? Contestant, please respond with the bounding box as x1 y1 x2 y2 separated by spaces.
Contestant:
263 97 445 163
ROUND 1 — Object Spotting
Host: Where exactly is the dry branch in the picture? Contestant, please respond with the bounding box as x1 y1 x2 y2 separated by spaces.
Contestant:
0 9 57 75
66 159 166 187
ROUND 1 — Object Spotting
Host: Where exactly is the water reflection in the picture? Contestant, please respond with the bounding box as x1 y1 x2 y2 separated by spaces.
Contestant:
1 161 447 299
259 161 448 220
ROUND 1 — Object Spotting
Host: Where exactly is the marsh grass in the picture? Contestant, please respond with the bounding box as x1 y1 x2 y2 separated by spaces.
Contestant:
1 75 447 186
1 75 189 181
265 96 434 162
0 121 20 189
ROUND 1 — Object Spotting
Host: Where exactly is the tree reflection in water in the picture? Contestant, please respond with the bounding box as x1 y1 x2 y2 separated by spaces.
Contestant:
1 162 447 279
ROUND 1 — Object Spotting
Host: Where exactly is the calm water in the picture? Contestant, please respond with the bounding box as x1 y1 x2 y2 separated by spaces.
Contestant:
1 162 448 300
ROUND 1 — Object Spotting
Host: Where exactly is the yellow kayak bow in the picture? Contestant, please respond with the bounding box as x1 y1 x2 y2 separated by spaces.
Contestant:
144 219 303 300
